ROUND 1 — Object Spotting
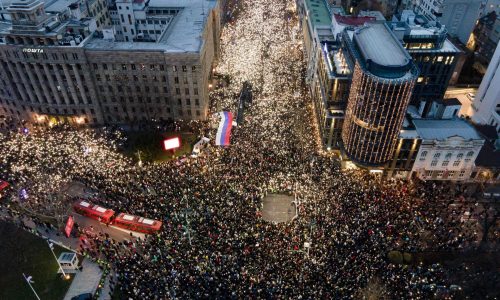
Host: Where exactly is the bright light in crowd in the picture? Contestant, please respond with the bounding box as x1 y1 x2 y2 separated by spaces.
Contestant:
75 117 85 124
19 188 28 200
163 137 181 151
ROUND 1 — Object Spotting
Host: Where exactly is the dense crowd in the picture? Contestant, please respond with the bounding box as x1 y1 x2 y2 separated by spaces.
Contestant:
0 0 498 298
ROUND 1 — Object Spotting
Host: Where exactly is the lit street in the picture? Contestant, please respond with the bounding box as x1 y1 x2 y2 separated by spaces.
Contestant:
445 87 478 117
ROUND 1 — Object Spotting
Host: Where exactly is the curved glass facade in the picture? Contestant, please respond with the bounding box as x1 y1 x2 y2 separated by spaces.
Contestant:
342 62 417 166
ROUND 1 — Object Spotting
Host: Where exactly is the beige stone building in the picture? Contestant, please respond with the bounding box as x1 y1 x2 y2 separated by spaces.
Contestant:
0 0 221 126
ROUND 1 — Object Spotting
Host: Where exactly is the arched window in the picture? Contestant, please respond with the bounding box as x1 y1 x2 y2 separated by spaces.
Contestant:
421 151 428 157
445 152 453 159
457 153 464 159
467 151 474 157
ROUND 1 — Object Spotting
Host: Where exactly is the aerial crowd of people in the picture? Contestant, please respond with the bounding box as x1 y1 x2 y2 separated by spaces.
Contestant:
0 0 498 298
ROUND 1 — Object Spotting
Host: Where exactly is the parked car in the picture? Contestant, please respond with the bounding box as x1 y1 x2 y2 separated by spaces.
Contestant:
71 293 93 300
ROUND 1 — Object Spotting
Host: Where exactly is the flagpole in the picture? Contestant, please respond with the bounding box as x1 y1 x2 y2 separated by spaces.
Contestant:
47 240 69 279
22 273 41 300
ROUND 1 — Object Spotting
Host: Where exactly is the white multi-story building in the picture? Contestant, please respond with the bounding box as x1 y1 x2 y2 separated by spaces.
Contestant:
415 0 482 44
411 119 484 181
109 0 178 42
472 43 500 132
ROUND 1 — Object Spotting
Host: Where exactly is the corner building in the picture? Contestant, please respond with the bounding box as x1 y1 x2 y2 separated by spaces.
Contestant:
341 23 418 166
0 0 220 126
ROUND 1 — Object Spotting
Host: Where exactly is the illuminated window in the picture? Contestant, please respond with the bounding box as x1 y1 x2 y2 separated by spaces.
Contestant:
437 56 443 62
417 77 424 83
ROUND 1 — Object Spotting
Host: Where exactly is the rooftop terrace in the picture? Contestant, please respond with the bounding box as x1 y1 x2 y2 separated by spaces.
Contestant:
304 0 331 28
85 0 216 53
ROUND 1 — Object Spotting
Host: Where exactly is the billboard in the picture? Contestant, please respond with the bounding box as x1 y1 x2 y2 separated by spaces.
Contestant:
64 216 74 238
163 137 181 151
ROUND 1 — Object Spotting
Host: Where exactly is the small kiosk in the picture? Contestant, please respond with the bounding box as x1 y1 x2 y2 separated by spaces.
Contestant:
57 252 79 273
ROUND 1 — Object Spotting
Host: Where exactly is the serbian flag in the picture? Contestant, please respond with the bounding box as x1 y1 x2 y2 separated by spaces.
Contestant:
216 111 233 146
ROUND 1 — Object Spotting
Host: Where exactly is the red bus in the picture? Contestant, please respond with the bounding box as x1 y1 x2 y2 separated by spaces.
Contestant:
73 200 115 224
113 213 162 234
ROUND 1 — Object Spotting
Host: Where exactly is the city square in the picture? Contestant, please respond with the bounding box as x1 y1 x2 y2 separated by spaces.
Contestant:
0 0 499 299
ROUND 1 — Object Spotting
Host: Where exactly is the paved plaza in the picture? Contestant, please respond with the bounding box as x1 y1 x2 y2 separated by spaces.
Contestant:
63 258 103 300
261 194 296 223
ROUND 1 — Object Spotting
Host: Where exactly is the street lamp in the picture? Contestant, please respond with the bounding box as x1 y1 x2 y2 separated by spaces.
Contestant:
136 150 143 167
22 273 41 300
47 240 70 279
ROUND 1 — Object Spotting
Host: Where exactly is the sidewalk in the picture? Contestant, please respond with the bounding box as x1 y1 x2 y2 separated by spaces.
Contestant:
26 218 82 251
1 207 142 300
63 258 103 300
98 270 115 300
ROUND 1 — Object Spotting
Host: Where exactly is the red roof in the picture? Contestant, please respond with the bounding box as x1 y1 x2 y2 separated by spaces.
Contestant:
333 14 376 26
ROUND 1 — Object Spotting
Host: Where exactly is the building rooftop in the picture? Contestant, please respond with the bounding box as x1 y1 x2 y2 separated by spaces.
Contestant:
358 10 386 21
413 119 482 140
58 252 77 263
437 98 461 106
45 0 78 13
84 0 216 53
333 14 376 26
304 0 331 28
400 129 419 139
389 10 461 54
354 23 410 68
321 41 351 77
329 6 345 15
